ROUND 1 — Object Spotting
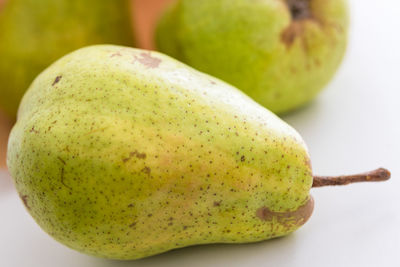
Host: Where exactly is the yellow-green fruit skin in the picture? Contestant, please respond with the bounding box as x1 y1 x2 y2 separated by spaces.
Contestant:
156 0 349 114
0 0 135 117
7 45 313 260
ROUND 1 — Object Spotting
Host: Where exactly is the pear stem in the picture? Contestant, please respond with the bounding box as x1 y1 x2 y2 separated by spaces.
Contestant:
312 168 391 188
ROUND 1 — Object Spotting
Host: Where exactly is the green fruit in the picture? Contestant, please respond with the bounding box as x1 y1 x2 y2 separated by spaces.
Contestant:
0 0 135 117
156 0 349 114
7 45 389 260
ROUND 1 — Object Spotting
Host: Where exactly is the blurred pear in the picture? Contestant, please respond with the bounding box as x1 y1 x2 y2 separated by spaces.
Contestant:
0 0 135 117
156 0 349 114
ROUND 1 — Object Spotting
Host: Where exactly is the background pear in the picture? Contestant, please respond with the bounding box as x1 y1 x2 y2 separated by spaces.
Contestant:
7 45 389 260
156 0 349 114
0 0 135 117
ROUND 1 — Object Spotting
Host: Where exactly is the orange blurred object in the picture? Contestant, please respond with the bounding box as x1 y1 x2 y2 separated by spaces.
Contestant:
133 0 175 50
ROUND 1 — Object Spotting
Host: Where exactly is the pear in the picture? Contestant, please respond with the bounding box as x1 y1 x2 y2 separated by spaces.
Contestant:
155 0 349 114
7 45 389 260
0 0 135 117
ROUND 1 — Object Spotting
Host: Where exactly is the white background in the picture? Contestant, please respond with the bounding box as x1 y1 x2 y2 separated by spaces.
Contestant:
1 0 399 266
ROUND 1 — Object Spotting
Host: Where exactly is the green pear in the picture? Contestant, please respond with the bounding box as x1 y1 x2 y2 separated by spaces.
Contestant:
0 0 135 117
155 0 349 114
7 45 389 260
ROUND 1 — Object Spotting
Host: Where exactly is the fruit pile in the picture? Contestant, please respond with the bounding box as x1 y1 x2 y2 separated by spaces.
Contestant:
0 0 390 260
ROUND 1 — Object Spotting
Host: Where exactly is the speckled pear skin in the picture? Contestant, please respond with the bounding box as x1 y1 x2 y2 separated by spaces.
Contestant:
7 45 313 260
0 0 135 117
156 0 349 114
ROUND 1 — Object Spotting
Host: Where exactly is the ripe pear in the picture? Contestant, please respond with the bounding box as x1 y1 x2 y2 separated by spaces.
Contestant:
7 45 389 260
0 0 135 117
156 0 349 114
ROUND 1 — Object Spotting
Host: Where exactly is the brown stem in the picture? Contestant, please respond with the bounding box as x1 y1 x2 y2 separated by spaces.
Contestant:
286 0 312 21
312 168 391 188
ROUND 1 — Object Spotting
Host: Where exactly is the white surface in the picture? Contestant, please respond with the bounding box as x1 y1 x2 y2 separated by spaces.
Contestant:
1 0 399 266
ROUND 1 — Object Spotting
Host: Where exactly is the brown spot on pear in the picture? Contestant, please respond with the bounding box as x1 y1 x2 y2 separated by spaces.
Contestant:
256 196 314 228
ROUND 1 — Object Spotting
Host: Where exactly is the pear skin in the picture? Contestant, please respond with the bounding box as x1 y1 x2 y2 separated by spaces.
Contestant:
8 45 314 259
